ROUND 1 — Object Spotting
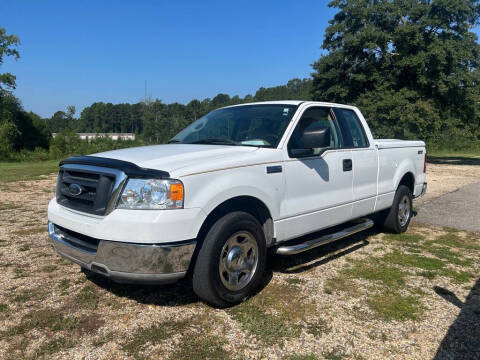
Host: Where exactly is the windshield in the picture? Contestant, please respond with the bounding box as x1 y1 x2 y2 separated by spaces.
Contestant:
170 104 298 148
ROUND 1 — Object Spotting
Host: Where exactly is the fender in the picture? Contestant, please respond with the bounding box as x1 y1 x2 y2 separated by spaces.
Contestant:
180 164 284 237
392 157 416 191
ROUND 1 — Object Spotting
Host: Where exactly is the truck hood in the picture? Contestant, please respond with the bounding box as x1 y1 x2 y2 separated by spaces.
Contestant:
92 144 262 176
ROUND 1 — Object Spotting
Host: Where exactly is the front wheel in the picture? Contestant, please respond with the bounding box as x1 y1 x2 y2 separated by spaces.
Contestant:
192 211 266 307
378 185 413 233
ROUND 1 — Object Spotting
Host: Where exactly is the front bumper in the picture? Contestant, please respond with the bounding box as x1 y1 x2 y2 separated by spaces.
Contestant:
48 222 196 284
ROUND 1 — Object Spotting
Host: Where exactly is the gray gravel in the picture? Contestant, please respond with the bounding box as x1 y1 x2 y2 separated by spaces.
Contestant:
414 182 480 232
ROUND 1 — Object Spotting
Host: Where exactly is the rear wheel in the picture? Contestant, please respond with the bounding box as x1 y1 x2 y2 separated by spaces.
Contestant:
378 185 413 233
192 211 266 307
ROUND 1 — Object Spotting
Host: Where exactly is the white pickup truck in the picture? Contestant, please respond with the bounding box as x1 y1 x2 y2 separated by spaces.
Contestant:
48 101 427 306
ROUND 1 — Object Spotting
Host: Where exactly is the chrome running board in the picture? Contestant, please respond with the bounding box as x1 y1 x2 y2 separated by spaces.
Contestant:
275 218 374 255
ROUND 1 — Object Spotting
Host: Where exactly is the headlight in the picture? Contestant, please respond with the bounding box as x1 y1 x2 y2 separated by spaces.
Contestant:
117 179 184 209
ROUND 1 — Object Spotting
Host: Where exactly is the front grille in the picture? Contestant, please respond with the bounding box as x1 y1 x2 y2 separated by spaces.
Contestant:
56 166 118 216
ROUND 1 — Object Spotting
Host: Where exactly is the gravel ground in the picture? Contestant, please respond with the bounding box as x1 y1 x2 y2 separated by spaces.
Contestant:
0 164 479 360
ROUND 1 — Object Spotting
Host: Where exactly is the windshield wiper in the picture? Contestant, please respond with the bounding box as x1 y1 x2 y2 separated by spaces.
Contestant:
190 138 239 146
168 139 181 144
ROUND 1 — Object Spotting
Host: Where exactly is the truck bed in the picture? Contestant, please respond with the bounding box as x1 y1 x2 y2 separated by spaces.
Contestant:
375 139 425 149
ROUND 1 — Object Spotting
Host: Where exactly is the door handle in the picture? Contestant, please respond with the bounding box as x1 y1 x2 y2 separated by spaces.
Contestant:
343 159 352 172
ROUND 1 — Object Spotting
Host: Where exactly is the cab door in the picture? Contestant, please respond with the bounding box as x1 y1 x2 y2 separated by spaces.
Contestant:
276 106 354 242
333 107 378 218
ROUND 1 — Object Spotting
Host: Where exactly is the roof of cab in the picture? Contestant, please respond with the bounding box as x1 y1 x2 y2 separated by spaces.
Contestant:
222 100 357 110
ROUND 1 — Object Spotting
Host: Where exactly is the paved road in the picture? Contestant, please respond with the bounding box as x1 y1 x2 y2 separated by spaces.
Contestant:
413 182 480 232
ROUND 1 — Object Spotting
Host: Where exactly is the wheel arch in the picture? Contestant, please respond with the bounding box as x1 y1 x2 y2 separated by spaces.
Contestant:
398 171 415 194
196 195 274 247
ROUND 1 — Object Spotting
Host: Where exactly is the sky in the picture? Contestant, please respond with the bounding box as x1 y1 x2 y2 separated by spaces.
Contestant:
1 1 479 118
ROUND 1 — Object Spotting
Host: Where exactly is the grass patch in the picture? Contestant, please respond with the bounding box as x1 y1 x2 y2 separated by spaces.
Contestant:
169 334 228 360
427 150 480 158
3 309 79 337
417 271 437 279
286 355 319 360
0 303 9 314
0 160 59 182
42 265 57 273
13 289 43 303
322 349 346 360
0 202 22 211
306 317 330 337
228 282 311 344
121 323 171 359
343 260 406 287
29 337 76 359
324 275 359 295
382 251 445 271
122 318 216 360
383 233 423 244
76 284 100 309
92 332 115 347
285 277 307 285
439 268 474 283
428 246 472 267
229 301 301 344
58 279 70 293
18 245 30 252
13 226 46 236
13 267 29 279
434 233 480 251
367 294 424 321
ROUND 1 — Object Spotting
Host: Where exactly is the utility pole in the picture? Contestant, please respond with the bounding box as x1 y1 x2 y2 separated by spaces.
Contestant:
144 80 147 104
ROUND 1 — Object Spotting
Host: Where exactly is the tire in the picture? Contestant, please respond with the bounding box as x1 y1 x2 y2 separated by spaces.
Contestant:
192 211 267 307
380 185 413 233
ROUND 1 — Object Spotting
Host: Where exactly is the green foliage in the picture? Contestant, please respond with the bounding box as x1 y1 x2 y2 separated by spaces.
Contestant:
0 27 20 90
0 89 51 159
312 0 480 147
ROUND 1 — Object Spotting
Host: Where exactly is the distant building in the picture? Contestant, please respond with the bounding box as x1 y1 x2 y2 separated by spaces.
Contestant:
52 133 135 141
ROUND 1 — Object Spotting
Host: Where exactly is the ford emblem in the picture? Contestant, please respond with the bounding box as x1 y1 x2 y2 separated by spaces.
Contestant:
68 183 83 196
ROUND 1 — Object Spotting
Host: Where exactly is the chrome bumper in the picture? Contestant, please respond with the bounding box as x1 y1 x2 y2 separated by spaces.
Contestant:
417 182 427 198
48 221 196 284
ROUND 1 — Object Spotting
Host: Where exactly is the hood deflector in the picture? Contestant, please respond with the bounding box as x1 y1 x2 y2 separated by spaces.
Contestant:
60 156 170 179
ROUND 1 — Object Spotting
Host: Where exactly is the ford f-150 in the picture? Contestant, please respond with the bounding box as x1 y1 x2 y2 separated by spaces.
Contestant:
48 101 427 306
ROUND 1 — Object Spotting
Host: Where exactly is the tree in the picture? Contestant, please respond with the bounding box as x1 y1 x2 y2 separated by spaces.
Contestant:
311 0 480 143
0 27 20 90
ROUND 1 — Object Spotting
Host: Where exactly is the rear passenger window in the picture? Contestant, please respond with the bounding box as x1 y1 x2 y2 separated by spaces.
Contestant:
334 108 368 148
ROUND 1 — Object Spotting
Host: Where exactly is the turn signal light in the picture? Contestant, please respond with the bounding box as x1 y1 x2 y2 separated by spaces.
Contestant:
170 183 184 201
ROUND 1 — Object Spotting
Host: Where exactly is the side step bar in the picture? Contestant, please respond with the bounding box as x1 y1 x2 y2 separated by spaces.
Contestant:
275 218 374 255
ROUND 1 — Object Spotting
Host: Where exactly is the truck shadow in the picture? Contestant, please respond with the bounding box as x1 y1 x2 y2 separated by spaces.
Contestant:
86 272 198 307
433 279 480 359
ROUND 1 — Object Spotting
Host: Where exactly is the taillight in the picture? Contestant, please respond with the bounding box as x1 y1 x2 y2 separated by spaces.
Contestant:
423 153 427 173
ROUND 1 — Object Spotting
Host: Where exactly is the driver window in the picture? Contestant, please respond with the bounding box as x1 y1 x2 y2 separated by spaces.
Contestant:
289 107 340 155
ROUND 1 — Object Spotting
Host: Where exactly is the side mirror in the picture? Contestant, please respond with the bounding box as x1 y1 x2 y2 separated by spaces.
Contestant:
290 125 331 157
301 125 330 149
